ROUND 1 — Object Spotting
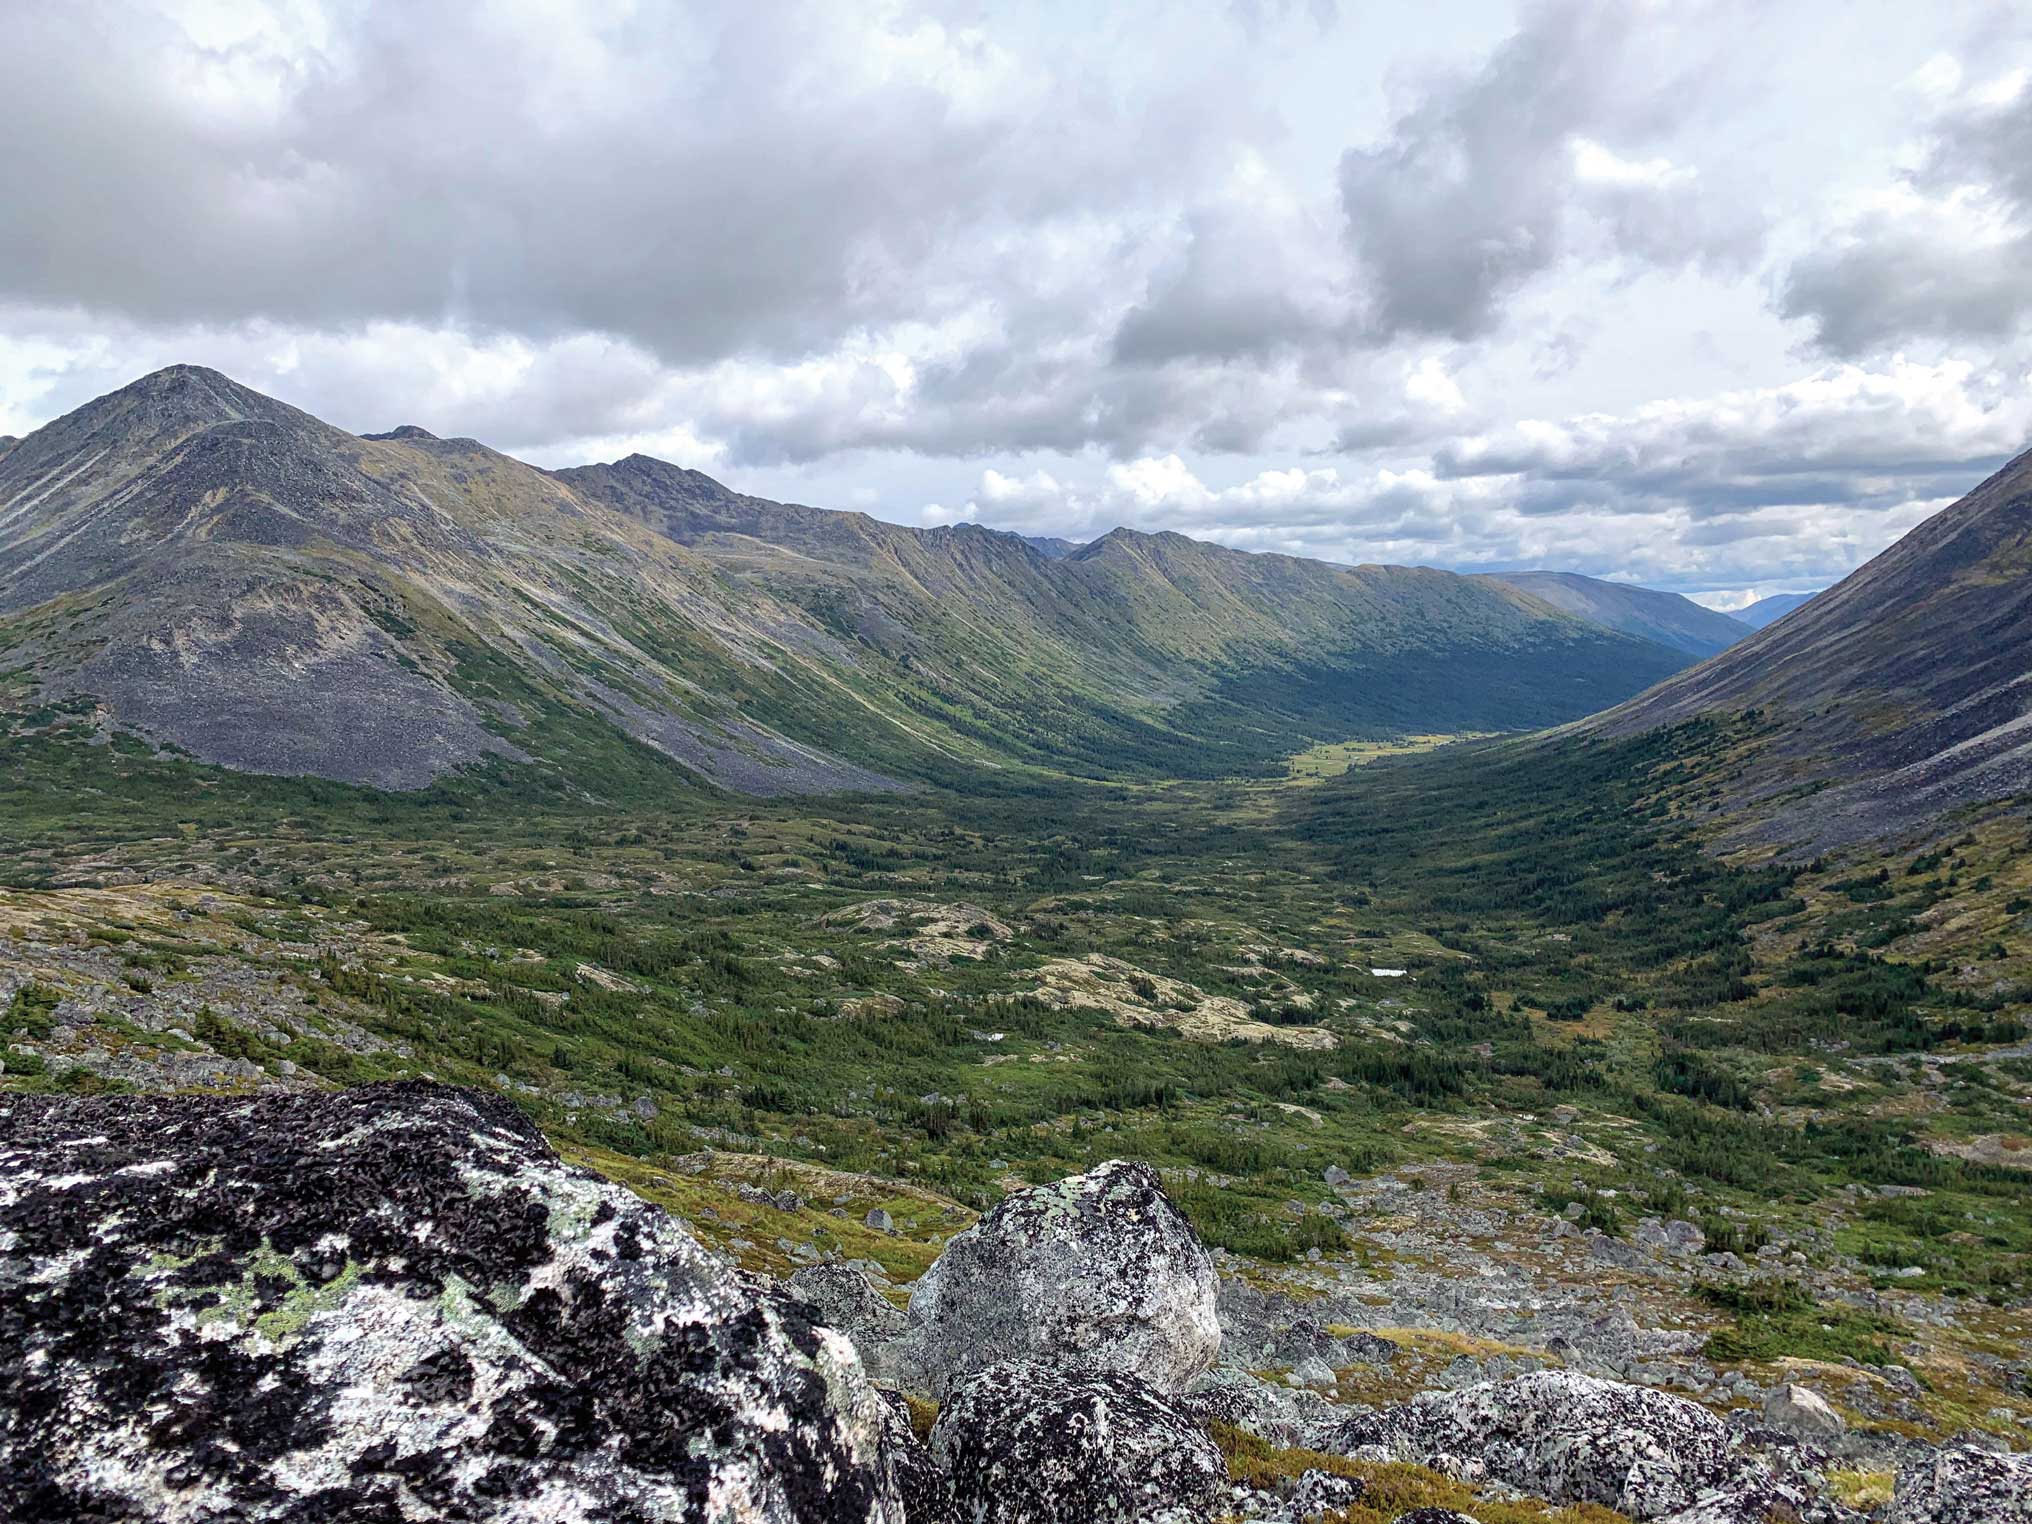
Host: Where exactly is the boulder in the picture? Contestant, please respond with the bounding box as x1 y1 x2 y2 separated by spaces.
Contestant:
874 1389 953 1524
929 1361 1225 1524
1762 1382 1846 1443
1891 1445 2032 1523
1389 1512 1480 1524
1326 1370 1743 1520
1290 1469 1366 1518
1175 1364 1339 1450
791 1262 908 1379
899 1159 1219 1397
0 1082 905 1523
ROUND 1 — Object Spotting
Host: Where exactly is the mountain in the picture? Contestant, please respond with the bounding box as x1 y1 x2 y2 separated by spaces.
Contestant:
1731 590 1817 630
0 366 1696 796
1598 448 2032 848
1019 534 1083 559
1479 571 1750 657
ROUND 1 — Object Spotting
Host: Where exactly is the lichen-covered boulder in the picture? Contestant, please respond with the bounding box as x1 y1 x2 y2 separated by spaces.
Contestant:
0 1082 904 1522
874 1388 954 1524
1891 1445 2032 1523
1326 1370 1742 1520
929 1361 1225 1524
1175 1364 1339 1450
790 1262 908 1379
899 1159 1218 1397
1389 1512 1480 1524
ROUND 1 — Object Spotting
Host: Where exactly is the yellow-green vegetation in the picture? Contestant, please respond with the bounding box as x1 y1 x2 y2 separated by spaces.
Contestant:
1210 1423 1628 1523
559 1143 967 1286
1826 1468 1895 1508
1283 733 1487 783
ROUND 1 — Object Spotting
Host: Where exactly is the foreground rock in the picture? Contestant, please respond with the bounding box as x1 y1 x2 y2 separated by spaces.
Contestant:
1891 1445 2032 1522
899 1159 1219 1397
1329 1369 1741 1520
930 1361 1224 1524
0 1082 905 1522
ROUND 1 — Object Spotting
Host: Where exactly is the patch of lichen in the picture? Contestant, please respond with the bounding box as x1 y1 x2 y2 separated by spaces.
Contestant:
1210 1423 1629 1523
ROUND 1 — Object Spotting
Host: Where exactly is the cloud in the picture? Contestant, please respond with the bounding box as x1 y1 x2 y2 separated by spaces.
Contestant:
1434 358 2031 516
1781 69 2032 353
0 2 1225 367
1336 0 1759 343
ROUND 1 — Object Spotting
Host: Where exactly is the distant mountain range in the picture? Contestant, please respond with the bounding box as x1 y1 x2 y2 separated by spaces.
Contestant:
0 367 1699 796
1478 571 1750 657
1731 591 1818 630
1599 450 2032 848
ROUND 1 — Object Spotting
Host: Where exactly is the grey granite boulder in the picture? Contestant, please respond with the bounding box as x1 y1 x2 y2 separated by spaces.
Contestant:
899 1159 1219 1397
0 1082 905 1523
1326 1369 1745 1520
790 1262 908 1379
1891 1445 2032 1522
1175 1364 1340 1450
1762 1382 1846 1443
930 1361 1225 1524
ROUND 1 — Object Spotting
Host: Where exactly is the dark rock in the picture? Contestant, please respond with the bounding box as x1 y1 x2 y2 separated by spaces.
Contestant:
0 1082 904 1522
899 1160 1219 1398
875 1388 953 1524
1890 1445 2032 1522
930 1361 1224 1524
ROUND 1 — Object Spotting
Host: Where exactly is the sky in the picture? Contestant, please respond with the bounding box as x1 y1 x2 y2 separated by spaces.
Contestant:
5 1 2032 605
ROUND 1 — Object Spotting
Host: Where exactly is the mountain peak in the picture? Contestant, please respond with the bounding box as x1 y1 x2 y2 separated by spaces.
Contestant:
362 424 439 442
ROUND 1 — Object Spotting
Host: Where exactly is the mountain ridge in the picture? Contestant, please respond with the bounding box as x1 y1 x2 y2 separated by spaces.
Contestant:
3 365 1697 796
1479 570 1750 657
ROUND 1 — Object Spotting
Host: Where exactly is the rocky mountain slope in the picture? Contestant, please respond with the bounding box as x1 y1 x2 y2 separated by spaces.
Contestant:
0 366 1695 797
1733 591 1818 630
1595 448 2032 849
1480 571 1750 657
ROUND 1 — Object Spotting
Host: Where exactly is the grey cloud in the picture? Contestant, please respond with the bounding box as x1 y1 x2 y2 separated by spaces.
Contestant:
1782 85 2032 354
0 3 1223 367
1337 0 1754 343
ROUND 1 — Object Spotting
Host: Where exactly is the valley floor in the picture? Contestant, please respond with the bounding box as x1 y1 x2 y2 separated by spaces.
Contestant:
3 715 2030 1494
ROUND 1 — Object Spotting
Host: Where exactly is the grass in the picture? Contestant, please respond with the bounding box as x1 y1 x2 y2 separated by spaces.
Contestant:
1211 1424 1629 1522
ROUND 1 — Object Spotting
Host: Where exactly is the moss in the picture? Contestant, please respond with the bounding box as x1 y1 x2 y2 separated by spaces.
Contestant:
1209 1423 1630 1522
1827 1468 1894 1508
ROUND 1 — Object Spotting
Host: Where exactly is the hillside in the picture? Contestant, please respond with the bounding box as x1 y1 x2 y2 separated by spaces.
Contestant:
1597 448 2032 848
1732 590 1818 629
1480 571 1749 657
0 367 1693 797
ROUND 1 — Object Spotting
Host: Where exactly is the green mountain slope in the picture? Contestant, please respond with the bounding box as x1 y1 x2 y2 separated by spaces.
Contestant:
1480 570 1750 657
2 366 1694 796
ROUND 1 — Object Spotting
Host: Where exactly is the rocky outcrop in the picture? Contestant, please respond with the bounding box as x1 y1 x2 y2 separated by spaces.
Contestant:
0 1082 905 1523
1890 1445 2032 1522
1327 1370 1741 1520
898 1159 1219 1397
929 1361 1225 1524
